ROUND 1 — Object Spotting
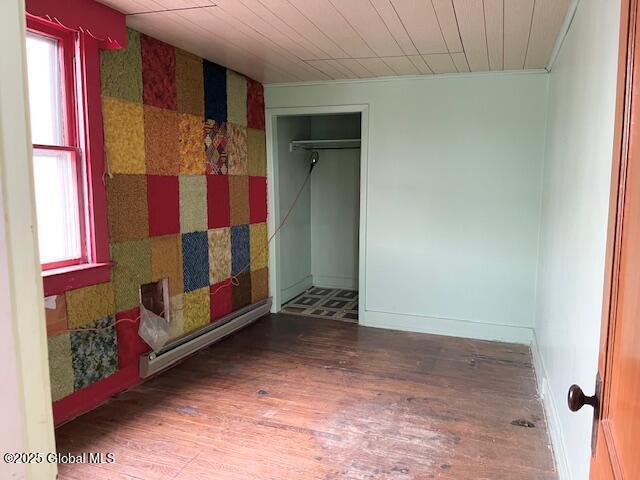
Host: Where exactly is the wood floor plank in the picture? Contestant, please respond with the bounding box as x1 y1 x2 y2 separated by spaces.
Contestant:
56 313 556 480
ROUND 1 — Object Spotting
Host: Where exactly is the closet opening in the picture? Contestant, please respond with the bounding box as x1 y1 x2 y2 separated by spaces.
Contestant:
269 109 365 324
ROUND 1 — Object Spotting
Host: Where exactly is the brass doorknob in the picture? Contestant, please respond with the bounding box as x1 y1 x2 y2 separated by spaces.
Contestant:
567 384 599 412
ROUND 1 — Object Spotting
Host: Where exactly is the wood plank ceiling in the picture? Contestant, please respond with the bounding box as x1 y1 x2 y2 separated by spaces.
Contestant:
97 0 572 84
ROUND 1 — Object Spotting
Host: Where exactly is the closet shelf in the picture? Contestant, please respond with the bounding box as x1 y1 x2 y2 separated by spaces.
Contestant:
289 138 361 152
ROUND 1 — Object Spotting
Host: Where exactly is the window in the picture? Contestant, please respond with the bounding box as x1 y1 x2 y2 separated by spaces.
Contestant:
24 14 111 295
26 22 86 269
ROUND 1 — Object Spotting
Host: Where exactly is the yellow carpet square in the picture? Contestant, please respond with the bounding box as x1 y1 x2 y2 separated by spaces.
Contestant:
227 70 247 127
183 287 210 334
247 128 267 176
102 96 145 174
48 333 75 402
66 283 115 328
250 223 268 271
111 239 152 312
144 105 179 175
150 234 183 296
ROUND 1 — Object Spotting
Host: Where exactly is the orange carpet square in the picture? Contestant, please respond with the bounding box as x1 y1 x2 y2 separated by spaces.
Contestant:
229 175 249 225
251 268 268 303
176 49 204 117
107 174 149 242
144 105 179 175
179 113 206 174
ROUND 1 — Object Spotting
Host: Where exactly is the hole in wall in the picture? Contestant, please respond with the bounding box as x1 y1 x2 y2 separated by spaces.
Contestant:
140 278 170 321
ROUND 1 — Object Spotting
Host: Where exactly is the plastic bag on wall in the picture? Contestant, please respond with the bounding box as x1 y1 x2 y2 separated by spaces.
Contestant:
138 304 171 351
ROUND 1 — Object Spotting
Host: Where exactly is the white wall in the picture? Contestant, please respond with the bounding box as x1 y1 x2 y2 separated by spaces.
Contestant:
310 114 360 290
276 115 312 302
266 72 548 342
310 113 361 139
534 1 621 478
311 148 360 289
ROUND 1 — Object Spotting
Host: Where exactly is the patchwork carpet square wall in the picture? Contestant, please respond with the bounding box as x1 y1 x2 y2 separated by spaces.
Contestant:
46 27 268 417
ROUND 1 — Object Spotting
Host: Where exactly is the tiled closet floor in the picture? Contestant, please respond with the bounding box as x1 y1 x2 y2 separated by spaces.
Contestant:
281 287 358 323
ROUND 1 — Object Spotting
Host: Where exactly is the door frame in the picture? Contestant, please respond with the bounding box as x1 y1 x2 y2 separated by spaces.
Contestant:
0 0 57 478
265 104 369 319
592 0 636 476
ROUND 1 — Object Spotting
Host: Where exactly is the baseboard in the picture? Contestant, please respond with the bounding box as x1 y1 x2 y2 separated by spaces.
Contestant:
531 333 572 480
312 274 357 290
281 275 313 304
360 309 534 344
140 299 272 378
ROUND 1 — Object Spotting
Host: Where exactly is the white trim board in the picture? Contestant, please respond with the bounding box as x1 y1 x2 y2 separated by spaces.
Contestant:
531 333 572 480
281 275 313 305
313 275 357 290
361 310 534 344
0 0 57 475
264 69 548 88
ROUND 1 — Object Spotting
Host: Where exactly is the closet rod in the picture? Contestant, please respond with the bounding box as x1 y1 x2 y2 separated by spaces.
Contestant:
289 138 361 152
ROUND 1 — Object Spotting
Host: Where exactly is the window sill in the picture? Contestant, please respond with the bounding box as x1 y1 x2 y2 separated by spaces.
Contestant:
43 262 111 296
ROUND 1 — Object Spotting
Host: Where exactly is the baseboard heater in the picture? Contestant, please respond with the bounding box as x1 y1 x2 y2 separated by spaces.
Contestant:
139 297 272 378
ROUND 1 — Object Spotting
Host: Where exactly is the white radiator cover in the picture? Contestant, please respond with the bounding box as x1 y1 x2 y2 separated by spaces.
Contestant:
139 298 272 378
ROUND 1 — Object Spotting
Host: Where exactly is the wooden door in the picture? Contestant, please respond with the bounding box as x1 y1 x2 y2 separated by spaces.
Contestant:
586 0 640 478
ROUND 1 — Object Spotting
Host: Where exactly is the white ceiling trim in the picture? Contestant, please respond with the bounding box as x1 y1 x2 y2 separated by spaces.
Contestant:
263 68 549 87
545 0 581 71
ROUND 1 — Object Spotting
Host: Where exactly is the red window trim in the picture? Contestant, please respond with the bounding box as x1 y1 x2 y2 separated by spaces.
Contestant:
27 13 112 295
29 20 88 270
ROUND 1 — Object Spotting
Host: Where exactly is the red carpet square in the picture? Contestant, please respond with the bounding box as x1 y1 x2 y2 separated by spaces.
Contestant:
115 307 150 369
147 175 180 236
247 78 265 130
141 34 177 110
207 175 230 228
210 280 233 321
249 176 267 224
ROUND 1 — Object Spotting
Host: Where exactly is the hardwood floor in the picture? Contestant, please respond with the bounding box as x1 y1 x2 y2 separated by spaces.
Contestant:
55 314 556 480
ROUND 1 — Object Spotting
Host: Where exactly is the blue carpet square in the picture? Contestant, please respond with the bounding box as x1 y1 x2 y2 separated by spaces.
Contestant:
231 224 249 276
182 231 210 292
203 60 227 123
70 316 118 390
